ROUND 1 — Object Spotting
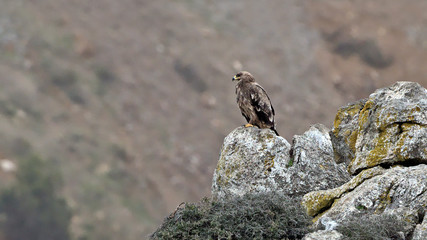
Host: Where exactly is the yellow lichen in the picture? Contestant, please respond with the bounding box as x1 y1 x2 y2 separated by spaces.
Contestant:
358 100 374 130
263 155 275 175
215 147 243 186
302 167 385 217
347 130 359 152
375 187 392 214
331 101 365 161
332 102 365 136
363 126 395 168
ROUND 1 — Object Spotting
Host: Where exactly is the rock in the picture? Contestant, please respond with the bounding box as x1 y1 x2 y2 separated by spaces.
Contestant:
348 82 427 174
157 81 427 239
303 82 427 238
412 216 427 240
211 126 291 199
211 81 427 237
331 82 427 175
306 165 427 234
302 230 344 240
212 124 350 199
290 124 350 195
330 99 367 165
302 166 385 217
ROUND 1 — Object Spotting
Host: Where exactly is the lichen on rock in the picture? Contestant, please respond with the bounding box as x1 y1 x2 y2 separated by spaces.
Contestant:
212 124 350 199
311 164 427 235
303 82 427 238
302 166 385 217
348 82 427 174
331 82 427 175
211 126 291 199
412 216 427 240
156 81 427 239
302 230 344 240
330 99 367 164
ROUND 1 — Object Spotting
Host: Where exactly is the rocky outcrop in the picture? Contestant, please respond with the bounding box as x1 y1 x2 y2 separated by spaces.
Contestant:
302 82 427 238
212 124 350 199
290 124 350 193
210 81 426 239
330 99 367 165
332 82 427 174
302 166 386 217
306 165 426 229
211 126 291 199
412 216 427 240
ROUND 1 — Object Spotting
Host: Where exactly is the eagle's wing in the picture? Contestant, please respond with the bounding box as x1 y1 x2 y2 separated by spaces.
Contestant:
250 83 275 125
236 85 251 123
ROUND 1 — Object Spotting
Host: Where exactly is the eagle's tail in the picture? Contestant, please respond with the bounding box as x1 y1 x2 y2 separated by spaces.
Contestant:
271 127 280 136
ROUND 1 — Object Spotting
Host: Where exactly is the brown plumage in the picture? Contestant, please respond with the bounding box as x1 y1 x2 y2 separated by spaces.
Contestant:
232 71 279 135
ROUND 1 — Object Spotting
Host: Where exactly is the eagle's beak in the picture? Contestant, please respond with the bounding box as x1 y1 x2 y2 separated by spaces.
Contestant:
232 75 238 81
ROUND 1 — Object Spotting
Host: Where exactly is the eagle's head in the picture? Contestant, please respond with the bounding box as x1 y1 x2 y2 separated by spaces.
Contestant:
232 71 255 83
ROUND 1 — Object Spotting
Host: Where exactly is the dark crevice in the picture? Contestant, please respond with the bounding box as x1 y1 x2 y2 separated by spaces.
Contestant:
397 123 404 134
389 159 426 167
384 121 427 131
408 207 426 240
352 159 425 176
418 207 425 224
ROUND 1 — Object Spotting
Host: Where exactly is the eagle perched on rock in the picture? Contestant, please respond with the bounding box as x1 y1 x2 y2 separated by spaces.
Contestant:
232 71 279 135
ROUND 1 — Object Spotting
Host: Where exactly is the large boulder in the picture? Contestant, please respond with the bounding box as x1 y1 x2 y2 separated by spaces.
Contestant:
302 166 386 217
212 124 350 199
211 126 291 199
332 82 427 175
303 82 427 239
155 81 427 239
303 165 427 236
290 124 350 195
330 99 367 165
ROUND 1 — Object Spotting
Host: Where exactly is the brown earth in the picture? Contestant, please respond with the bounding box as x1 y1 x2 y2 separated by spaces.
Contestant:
0 0 426 238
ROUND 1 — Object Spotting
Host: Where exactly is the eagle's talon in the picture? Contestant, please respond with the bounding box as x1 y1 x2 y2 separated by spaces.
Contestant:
244 123 254 128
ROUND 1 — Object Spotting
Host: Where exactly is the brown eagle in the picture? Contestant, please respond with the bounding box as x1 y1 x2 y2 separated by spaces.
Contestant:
232 71 279 135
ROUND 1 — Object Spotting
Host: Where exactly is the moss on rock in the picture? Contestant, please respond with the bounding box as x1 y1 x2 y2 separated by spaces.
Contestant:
302 166 385 217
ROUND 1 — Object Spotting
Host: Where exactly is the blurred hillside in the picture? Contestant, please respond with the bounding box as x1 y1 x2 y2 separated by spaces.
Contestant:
0 0 426 238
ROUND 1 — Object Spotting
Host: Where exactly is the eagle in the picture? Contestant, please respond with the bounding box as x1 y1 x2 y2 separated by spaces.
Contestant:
232 71 279 135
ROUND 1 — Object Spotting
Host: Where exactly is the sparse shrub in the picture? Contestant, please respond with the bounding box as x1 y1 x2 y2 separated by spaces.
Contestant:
95 66 116 96
336 213 411 240
0 99 16 117
0 155 72 240
10 137 33 157
95 66 116 84
151 193 312 240
51 69 86 105
111 143 129 162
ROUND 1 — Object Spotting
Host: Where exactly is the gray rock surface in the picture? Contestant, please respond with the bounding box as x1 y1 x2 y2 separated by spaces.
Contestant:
211 126 291 199
302 82 427 239
330 82 427 175
290 124 350 195
303 166 386 217
212 124 350 199
211 81 427 239
309 165 427 234
302 230 344 240
412 216 427 240
348 81 427 174
330 99 367 165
